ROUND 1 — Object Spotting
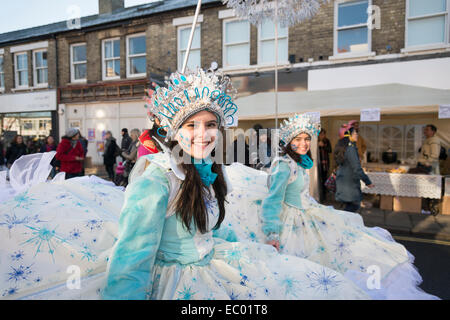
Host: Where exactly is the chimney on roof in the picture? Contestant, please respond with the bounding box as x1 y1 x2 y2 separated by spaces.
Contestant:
99 0 125 15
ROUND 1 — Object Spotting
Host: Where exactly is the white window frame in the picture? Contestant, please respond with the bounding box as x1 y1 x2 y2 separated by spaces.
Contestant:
102 38 121 81
403 0 450 52
70 43 87 83
177 24 201 72
332 0 374 59
126 33 147 78
257 19 289 65
223 17 251 68
33 49 48 88
0 53 4 92
15 51 29 89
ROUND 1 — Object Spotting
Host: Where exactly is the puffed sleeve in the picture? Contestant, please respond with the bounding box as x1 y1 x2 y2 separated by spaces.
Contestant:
261 161 291 239
347 146 372 186
101 163 170 300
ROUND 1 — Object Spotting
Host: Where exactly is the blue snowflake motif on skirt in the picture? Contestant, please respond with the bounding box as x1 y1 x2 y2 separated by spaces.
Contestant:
10 251 25 261
2 287 19 297
85 219 103 231
70 228 82 240
8 264 33 283
177 286 197 300
306 268 341 294
333 238 351 257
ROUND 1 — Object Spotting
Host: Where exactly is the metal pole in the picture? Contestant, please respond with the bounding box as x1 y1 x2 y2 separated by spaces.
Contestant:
274 0 279 129
182 0 202 74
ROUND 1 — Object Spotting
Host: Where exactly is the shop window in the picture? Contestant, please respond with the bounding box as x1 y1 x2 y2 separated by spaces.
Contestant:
258 19 288 65
71 43 87 83
223 18 250 67
178 25 201 72
334 0 371 55
406 0 449 48
15 52 28 88
103 38 121 80
126 33 146 78
34 50 48 87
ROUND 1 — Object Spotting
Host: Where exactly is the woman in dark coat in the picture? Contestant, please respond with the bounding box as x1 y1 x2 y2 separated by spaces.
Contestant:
5 135 28 168
103 131 118 181
334 127 374 212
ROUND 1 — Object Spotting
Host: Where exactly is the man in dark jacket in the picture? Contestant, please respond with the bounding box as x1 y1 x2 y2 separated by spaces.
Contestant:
104 131 119 181
120 128 132 161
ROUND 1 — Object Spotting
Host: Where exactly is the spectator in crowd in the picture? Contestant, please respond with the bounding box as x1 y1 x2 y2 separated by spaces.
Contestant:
103 131 119 181
40 135 57 153
5 135 27 168
348 120 367 162
120 128 132 161
417 124 441 175
40 135 58 178
79 134 89 176
55 128 85 179
229 132 250 166
121 128 141 186
25 138 39 155
333 127 374 212
318 129 332 203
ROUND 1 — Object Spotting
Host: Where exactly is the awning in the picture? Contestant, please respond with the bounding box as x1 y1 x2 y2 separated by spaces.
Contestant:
235 84 450 120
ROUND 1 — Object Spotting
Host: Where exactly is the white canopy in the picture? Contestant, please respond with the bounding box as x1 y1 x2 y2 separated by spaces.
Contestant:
235 84 449 119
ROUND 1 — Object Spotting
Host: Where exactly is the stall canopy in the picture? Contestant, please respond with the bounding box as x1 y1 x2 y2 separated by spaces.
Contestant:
235 84 450 120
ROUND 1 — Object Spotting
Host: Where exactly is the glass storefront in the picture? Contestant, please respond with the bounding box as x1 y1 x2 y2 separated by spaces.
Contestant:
1 111 53 146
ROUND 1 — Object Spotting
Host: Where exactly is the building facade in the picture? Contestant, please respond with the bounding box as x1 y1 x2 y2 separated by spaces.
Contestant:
1 0 449 167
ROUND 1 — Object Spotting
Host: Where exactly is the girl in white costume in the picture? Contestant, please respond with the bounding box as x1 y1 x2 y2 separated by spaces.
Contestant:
220 113 439 300
0 70 369 300
101 69 369 300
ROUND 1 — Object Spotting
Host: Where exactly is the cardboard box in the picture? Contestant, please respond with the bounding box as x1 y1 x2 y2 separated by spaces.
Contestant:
441 196 450 215
380 195 393 211
393 196 422 213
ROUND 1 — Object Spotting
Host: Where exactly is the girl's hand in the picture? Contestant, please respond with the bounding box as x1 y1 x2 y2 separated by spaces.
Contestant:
267 240 280 252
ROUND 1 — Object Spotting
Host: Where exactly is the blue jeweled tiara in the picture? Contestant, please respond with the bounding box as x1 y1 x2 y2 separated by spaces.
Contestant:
144 68 238 139
279 113 321 145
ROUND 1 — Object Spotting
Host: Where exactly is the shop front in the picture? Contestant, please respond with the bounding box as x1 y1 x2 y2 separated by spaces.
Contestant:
0 90 58 146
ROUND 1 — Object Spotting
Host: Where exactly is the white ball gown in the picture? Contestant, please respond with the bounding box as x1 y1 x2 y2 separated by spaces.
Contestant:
220 155 439 300
0 152 371 300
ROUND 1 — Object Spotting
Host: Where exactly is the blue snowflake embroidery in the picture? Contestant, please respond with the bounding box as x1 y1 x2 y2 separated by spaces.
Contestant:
333 238 351 257
306 268 341 294
70 229 82 240
2 287 19 297
21 225 67 263
0 213 45 232
8 264 33 283
280 276 302 297
85 219 103 231
10 251 25 261
80 244 97 262
229 291 240 300
177 286 197 300
12 192 37 209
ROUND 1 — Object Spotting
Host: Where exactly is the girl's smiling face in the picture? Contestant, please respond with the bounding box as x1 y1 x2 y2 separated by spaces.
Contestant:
290 133 311 155
175 110 219 160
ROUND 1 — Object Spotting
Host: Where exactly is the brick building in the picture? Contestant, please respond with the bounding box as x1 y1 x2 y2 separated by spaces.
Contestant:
0 0 449 168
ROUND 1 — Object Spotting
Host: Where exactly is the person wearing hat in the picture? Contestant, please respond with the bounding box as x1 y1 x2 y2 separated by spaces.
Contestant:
55 128 85 179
